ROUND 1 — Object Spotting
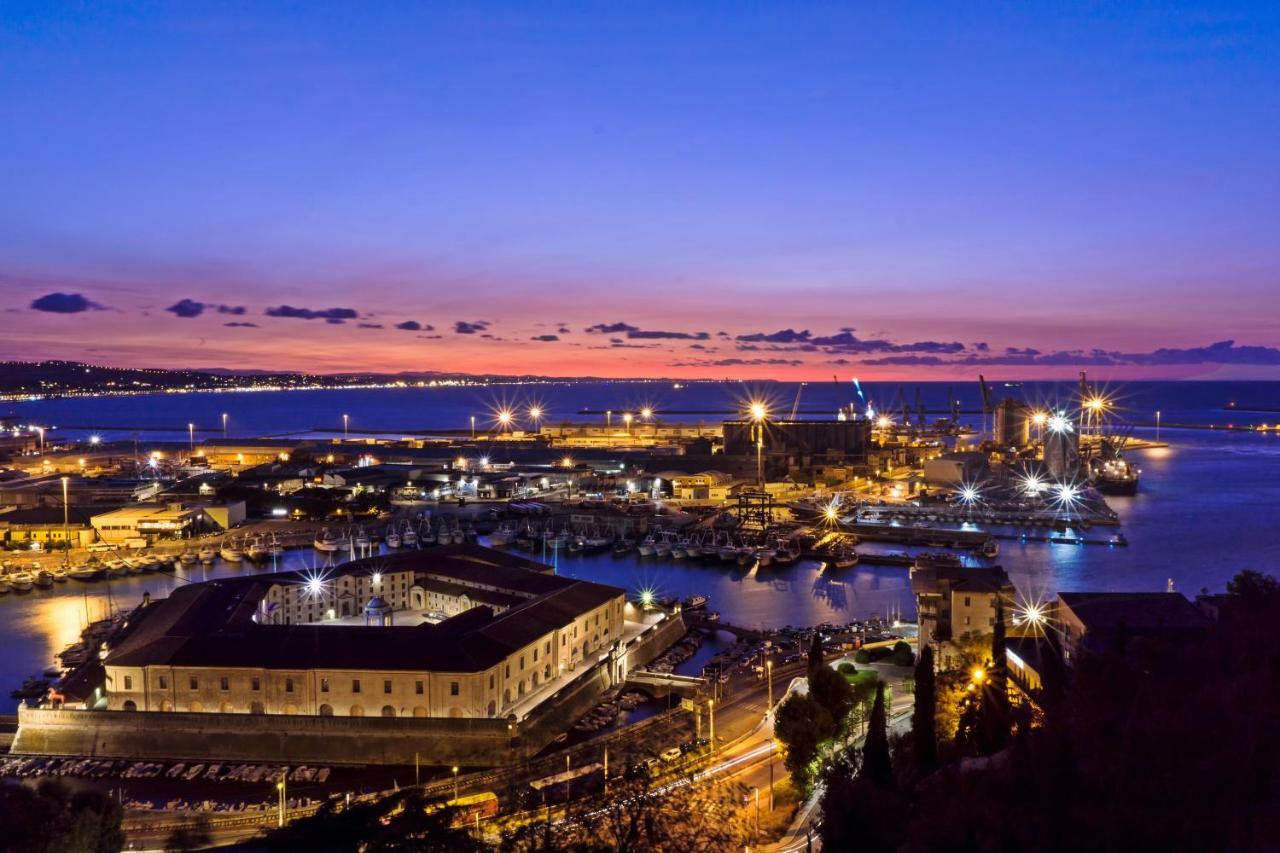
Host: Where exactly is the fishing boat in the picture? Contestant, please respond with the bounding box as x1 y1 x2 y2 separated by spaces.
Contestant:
402 522 418 548
313 529 339 552
70 564 102 581
267 534 284 558
245 536 268 561
637 534 656 557
35 570 54 589
219 537 244 563
488 524 515 548
682 594 709 611
385 526 401 549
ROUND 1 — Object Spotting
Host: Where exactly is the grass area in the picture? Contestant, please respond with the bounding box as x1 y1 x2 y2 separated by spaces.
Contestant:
842 669 879 688
753 779 802 844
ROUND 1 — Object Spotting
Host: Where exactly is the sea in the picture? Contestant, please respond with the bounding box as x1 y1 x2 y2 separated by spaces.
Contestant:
2 380 1279 707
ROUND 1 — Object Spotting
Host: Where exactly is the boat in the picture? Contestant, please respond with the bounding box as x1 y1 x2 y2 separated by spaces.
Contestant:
245 536 268 561
354 528 371 552
70 565 102 581
179 548 197 565
0 580 11 595
979 539 999 559
50 566 69 582
451 526 465 545
219 537 244 563
336 529 353 552
313 529 339 552
198 545 217 564
1109 533 1129 547
830 548 859 569
267 535 284 558
613 538 635 555
488 524 515 548
8 573 35 593
637 534 656 557
682 594 709 611
754 547 775 567
385 526 401 549
35 570 54 589
1088 439 1140 495
402 523 418 548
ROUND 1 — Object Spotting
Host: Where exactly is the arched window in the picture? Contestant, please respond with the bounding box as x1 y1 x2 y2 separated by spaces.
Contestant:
189 700 204 712
220 701 234 713
122 700 137 712
250 701 265 715
350 704 365 717
449 707 463 718
412 706 428 718
544 664 552 681
518 681 525 697
503 688 511 706
487 700 497 717
381 705 396 717
318 704 333 716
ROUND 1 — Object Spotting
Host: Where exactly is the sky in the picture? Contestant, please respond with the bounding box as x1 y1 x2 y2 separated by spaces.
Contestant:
2 1 1279 379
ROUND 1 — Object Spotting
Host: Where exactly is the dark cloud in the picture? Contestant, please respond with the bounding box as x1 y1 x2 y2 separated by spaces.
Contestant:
167 299 249 318
223 321 258 328
531 334 560 342
1121 340 1280 366
736 328 812 344
454 320 490 334
265 305 359 323
358 323 385 329
395 320 433 331
860 341 1280 368
556 326 571 335
30 292 106 313
671 357 803 367
166 298 206 318
585 321 708 340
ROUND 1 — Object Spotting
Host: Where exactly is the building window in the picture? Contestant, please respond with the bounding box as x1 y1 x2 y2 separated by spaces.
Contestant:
450 681 459 696
964 596 972 607
384 679 392 694
189 676 199 690
286 678 294 693
415 680 424 695
505 664 510 677
220 677 229 691
352 679 361 694
320 677 330 693
158 676 168 689
252 677 261 691
489 674 495 689
519 655 525 670
123 675 133 690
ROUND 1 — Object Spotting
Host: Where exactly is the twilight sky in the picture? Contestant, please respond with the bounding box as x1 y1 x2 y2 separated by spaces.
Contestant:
2 2 1279 379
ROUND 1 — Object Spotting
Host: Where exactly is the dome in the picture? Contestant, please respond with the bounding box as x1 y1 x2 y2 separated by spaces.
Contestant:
364 595 391 614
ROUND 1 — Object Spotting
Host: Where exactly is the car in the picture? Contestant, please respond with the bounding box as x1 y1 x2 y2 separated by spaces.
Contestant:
680 738 710 756
659 747 682 763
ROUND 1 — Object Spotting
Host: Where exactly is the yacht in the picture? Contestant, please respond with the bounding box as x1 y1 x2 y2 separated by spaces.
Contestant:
245 536 268 561
8 572 35 593
354 528 371 553
198 545 218 564
488 524 515 548
401 522 418 548
313 529 339 552
637 534 657 557
219 537 244 563
385 525 401 549
179 548 197 565
35 570 55 589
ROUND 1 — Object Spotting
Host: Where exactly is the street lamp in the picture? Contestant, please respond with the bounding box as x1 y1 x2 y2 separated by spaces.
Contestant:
452 765 460 803
276 776 286 827
765 658 773 713
342 413 349 438
641 407 653 421
470 415 476 439
528 405 543 433
188 422 195 456
61 476 69 560
623 412 633 435
221 412 228 437
748 402 768 486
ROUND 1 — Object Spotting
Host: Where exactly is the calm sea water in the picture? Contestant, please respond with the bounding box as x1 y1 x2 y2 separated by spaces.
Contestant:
3 382 1279 706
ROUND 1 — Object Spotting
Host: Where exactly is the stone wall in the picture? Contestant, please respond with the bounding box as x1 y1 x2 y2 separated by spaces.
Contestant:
13 613 690 767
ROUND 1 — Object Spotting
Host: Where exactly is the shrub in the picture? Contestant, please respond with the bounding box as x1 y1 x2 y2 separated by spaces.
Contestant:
891 641 915 667
854 649 871 664
838 662 857 675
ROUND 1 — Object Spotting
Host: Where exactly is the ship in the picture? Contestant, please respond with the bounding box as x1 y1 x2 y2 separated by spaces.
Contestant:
1088 438 1140 495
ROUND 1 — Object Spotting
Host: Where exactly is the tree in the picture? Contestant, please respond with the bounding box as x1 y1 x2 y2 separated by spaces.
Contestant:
808 662 855 728
0 778 124 853
164 815 212 852
977 596 1011 754
774 693 834 791
1226 568 1280 600
861 683 892 788
911 644 937 774
807 631 824 675
258 789 485 852
890 640 915 667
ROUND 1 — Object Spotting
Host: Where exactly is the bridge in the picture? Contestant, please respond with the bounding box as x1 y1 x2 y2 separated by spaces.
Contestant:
625 670 706 698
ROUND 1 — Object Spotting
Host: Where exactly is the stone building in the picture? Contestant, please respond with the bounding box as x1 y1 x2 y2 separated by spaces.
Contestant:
102 546 627 721
910 557 1016 668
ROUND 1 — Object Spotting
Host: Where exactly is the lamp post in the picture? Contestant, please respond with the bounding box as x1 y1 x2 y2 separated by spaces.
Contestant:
1156 410 1161 442
342 413 349 438
470 415 476 439
452 765 459 803
61 476 70 561
708 698 715 753
187 423 195 457
276 775 286 827
221 412 228 437
623 412 633 435
765 658 773 713
606 410 612 428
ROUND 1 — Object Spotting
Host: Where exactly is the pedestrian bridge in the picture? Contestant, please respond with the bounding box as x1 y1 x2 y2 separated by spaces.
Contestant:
626 670 706 698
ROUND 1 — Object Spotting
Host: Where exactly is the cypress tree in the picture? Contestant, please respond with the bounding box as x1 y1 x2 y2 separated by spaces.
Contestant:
978 595 1011 753
808 631 824 675
911 644 937 774
861 682 892 788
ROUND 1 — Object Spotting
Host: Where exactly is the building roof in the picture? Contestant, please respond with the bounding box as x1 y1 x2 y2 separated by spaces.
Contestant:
105 544 623 674
1057 592 1210 633
0 505 104 526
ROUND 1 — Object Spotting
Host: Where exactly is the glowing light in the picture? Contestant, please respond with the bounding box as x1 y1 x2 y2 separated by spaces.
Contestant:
496 409 514 429
561 456 574 469
749 401 768 422
1013 601 1046 627
876 415 892 430
455 456 466 469
528 406 542 421
1031 411 1048 427
1047 414 1073 434
958 485 981 504
639 587 656 607
971 666 986 684
307 576 324 596
1021 474 1046 495
640 407 653 420
479 456 489 467
371 572 382 586
88 435 101 445
1086 396 1107 412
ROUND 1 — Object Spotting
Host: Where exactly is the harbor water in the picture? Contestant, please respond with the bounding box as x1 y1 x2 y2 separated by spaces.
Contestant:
3 382 1280 707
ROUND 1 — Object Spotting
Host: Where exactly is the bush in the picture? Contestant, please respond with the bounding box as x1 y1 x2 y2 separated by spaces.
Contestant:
855 646 893 664
854 649 871 664
891 641 915 667
838 662 857 675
